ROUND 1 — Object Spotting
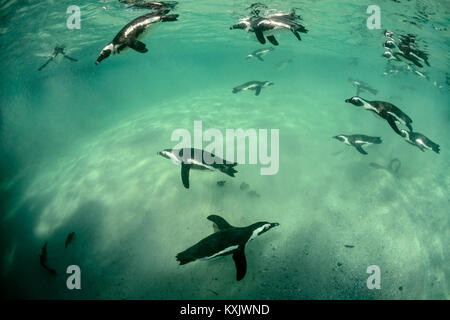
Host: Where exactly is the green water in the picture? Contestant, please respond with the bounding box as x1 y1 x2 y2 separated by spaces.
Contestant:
0 0 449 299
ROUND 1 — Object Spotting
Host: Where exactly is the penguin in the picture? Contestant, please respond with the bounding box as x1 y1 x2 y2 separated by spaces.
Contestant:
333 134 382 155
38 45 78 71
399 129 440 153
246 47 274 61
348 78 378 96
119 0 178 11
383 39 430 68
232 80 273 96
95 9 178 65
158 148 238 189
345 96 413 136
39 242 57 275
176 215 279 281
230 15 307 46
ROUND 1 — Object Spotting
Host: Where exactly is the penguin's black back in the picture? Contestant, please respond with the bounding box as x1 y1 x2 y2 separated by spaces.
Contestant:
176 227 251 265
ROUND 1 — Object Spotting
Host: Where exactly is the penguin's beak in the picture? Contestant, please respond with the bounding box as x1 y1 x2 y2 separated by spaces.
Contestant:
345 99 351 103
270 222 279 228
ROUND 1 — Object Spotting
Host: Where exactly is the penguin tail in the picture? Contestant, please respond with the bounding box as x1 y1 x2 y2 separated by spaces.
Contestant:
176 251 195 265
432 143 440 154
161 14 178 22
373 137 382 144
221 163 238 177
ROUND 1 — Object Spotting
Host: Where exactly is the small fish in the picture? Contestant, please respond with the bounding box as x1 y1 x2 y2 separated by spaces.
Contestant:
217 181 226 187
344 245 355 248
65 232 75 248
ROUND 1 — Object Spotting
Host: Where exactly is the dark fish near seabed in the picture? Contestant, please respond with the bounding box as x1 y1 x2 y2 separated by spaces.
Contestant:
65 232 75 248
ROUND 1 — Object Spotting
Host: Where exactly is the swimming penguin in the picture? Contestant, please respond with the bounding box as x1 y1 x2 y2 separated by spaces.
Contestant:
246 47 274 61
345 96 413 136
176 215 279 281
348 78 378 96
39 242 57 275
333 134 382 155
119 0 178 11
395 47 428 68
232 80 273 96
399 129 440 153
158 148 238 189
95 9 178 65
38 45 78 71
230 15 307 45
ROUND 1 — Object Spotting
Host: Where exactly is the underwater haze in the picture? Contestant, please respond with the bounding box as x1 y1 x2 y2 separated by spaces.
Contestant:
0 0 449 299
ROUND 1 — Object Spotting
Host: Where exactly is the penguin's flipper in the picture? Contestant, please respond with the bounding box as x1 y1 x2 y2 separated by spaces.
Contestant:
63 54 78 62
232 246 247 281
291 29 302 41
354 144 368 155
255 87 262 96
127 38 148 53
255 29 266 44
181 163 191 189
38 58 53 71
256 55 264 62
386 115 402 136
207 215 233 230
266 35 279 46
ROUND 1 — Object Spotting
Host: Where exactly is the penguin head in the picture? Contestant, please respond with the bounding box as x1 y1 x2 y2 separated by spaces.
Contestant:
263 81 274 87
345 96 364 106
399 129 409 139
251 222 279 237
157 149 173 159
384 40 395 49
96 43 113 65
384 30 394 37
333 135 346 142
382 51 393 59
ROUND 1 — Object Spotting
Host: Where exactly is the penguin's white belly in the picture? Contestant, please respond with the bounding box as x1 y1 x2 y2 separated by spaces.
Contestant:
415 139 431 150
186 158 215 171
202 245 238 260
263 27 288 36
355 140 372 146
136 21 161 41
243 84 258 90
